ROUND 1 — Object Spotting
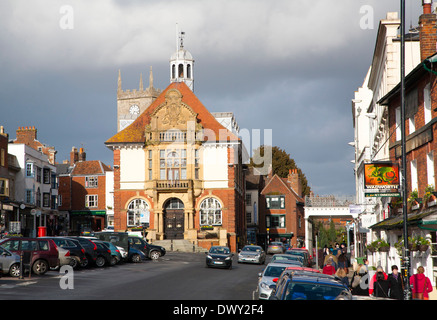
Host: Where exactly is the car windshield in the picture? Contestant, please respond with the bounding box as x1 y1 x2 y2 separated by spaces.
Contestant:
270 242 282 246
264 265 287 277
285 282 345 300
288 251 305 257
272 255 301 262
242 246 261 252
210 247 230 254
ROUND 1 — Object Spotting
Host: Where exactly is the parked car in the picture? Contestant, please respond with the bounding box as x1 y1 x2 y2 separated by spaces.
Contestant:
66 236 98 267
0 237 59 275
258 262 291 300
56 246 73 269
116 246 128 261
41 237 87 269
290 248 313 266
285 249 311 267
90 240 113 267
205 246 233 269
94 240 121 265
237 245 266 264
128 236 166 260
267 242 285 254
270 254 304 266
269 270 349 300
128 247 146 263
0 245 21 277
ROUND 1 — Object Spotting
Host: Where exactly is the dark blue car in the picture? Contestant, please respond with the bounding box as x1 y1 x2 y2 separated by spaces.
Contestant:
269 270 349 300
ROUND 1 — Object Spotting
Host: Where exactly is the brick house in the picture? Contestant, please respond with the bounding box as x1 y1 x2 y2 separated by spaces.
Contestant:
57 147 112 235
259 169 305 248
373 1 437 283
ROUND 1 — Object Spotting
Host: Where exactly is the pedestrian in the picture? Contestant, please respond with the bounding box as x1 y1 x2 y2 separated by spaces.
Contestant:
337 251 350 275
323 258 336 275
369 266 387 296
410 266 433 300
335 267 349 288
374 270 390 298
351 264 369 296
387 265 404 300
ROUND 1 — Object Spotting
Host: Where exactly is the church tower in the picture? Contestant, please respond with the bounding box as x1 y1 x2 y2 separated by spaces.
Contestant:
116 67 161 132
170 28 194 91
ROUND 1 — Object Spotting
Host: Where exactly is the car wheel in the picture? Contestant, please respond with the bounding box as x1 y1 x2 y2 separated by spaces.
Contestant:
33 259 49 275
110 256 117 266
150 250 160 260
70 258 79 269
9 263 20 277
95 256 106 267
80 257 89 268
131 254 141 263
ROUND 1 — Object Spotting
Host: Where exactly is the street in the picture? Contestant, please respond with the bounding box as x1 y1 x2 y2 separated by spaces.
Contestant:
0 252 266 300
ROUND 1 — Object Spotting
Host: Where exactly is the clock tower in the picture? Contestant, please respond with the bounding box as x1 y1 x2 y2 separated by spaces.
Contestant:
116 67 161 132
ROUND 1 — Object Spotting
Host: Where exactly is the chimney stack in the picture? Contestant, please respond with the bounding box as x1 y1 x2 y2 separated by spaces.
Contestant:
70 147 79 165
288 169 302 197
419 0 437 61
79 147 86 162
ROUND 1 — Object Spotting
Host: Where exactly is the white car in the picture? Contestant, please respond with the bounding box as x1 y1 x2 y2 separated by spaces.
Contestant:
238 245 266 264
116 246 128 260
257 262 290 300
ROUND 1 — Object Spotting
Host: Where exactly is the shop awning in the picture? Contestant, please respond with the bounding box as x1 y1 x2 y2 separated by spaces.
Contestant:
70 210 106 216
370 207 437 230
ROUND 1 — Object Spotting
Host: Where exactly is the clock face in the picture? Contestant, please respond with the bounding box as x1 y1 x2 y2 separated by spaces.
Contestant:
129 104 140 115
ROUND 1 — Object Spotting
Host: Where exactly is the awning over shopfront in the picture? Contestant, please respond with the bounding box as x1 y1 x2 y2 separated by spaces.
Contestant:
70 210 106 216
370 207 437 230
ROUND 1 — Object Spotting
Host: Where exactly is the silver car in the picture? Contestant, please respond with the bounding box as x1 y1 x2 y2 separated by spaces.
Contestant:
257 262 290 300
238 245 266 264
0 245 21 277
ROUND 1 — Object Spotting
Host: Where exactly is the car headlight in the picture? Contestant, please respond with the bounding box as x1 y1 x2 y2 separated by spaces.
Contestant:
260 282 270 290
225 257 232 260
206 255 212 259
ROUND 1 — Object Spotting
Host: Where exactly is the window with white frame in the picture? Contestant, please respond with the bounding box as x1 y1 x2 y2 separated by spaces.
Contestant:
43 193 50 207
424 83 432 125
411 160 418 192
127 199 149 227
427 152 435 187
266 215 285 228
409 116 416 134
85 176 98 188
200 198 222 226
26 163 34 177
85 195 98 208
395 107 401 141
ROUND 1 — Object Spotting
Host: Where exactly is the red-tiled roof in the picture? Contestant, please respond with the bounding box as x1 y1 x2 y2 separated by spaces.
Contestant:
105 82 239 145
71 160 112 175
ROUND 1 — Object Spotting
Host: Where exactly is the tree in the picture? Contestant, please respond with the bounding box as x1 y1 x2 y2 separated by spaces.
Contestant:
250 145 311 196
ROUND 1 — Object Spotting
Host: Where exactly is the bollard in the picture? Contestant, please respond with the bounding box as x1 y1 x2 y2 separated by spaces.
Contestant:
19 252 23 280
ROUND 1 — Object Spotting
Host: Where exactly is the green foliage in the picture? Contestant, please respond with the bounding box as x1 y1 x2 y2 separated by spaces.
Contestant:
250 145 311 196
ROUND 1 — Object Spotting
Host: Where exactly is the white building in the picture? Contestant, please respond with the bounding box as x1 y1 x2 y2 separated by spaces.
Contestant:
8 143 58 237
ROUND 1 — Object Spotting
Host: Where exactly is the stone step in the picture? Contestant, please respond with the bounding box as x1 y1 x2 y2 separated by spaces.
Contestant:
152 239 208 253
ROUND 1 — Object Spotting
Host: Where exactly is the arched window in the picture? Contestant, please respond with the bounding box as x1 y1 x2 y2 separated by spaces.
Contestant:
127 199 149 227
178 64 184 77
187 64 191 79
200 198 222 226
172 64 176 79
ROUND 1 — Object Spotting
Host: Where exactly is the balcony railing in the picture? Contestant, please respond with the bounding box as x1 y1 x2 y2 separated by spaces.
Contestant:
156 180 192 190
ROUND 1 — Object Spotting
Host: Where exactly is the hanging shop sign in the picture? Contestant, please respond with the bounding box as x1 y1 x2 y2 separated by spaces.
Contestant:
364 162 400 197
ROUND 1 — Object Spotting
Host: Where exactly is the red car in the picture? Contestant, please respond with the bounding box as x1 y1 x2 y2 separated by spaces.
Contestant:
0 237 60 275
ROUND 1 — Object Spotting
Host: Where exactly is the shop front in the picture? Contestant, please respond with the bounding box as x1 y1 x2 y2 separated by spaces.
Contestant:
70 210 106 235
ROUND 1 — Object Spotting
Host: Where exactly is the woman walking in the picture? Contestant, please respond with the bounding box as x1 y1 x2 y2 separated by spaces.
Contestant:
410 266 433 300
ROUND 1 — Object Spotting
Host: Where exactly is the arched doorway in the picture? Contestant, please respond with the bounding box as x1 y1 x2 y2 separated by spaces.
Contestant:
164 198 185 239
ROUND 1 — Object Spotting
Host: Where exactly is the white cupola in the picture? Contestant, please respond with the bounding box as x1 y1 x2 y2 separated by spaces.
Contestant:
170 27 194 91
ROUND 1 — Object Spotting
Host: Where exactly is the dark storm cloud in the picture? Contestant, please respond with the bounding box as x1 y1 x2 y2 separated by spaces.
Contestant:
0 0 425 195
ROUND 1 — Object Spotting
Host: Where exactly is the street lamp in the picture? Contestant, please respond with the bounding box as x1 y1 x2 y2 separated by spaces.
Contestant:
400 0 411 300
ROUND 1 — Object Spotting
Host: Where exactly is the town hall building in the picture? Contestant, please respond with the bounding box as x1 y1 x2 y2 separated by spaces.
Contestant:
105 33 246 252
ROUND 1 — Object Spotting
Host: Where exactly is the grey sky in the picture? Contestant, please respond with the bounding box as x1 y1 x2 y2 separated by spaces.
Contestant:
0 0 424 195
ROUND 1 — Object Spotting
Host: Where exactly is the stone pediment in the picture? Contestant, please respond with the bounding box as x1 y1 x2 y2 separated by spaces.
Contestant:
151 89 198 131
